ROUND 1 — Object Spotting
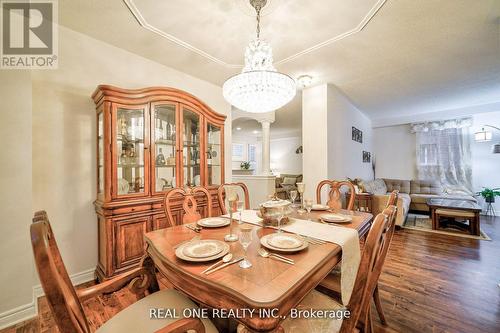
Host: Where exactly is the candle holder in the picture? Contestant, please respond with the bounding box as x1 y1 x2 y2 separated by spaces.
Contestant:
296 182 306 214
224 185 240 242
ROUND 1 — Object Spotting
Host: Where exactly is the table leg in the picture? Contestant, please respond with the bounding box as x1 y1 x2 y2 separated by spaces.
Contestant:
431 209 437 230
473 212 480 236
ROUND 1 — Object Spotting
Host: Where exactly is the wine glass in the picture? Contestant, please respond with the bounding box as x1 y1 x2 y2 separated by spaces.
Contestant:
236 200 245 224
304 199 313 221
239 226 253 269
275 206 285 233
289 190 298 207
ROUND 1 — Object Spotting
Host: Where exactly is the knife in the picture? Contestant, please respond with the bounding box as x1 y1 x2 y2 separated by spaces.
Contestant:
205 257 244 275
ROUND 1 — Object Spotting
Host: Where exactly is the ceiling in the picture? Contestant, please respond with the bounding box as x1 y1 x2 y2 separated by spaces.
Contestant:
60 0 500 127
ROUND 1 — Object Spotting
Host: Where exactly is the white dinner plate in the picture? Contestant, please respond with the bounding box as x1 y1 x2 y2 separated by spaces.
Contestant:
267 234 304 249
320 213 352 223
260 234 309 253
197 217 230 228
311 204 330 211
179 240 227 260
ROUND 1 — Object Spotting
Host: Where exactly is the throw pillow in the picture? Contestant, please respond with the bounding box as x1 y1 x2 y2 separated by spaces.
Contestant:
282 177 296 185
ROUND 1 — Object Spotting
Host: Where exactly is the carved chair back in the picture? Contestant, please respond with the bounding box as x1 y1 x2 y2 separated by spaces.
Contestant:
316 180 356 210
217 183 250 215
31 211 91 333
340 210 394 332
386 190 399 207
164 186 212 225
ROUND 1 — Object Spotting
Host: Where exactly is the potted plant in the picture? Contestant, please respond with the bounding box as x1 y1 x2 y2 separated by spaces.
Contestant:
476 187 500 203
240 161 251 170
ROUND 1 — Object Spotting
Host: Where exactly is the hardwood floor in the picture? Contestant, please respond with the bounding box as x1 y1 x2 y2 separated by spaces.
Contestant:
3 216 500 333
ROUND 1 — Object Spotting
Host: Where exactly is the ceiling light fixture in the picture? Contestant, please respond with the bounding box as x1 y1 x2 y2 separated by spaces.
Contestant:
236 127 242 130
222 0 296 113
253 130 259 134
297 75 313 88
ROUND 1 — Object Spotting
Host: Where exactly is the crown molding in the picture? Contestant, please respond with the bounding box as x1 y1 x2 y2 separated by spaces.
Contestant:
123 0 387 69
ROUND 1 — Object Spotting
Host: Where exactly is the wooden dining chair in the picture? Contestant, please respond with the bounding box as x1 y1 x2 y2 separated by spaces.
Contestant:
316 200 399 328
30 211 217 333
316 180 356 210
217 182 250 214
164 186 212 226
281 211 393 333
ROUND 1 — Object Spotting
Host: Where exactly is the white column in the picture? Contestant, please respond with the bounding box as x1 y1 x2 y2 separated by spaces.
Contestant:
260 120 271 175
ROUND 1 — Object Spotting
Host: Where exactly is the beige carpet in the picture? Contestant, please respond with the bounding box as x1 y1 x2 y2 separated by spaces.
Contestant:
403 213 491 240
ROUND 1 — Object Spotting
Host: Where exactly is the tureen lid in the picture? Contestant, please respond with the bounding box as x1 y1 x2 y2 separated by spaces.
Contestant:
261 199 291 208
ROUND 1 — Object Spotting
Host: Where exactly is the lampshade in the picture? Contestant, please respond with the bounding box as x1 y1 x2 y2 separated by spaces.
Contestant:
474 128 492 142
492 143 500 154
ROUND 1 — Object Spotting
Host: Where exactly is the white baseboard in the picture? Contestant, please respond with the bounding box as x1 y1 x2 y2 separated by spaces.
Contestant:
0 268 95 330
0 302 36 330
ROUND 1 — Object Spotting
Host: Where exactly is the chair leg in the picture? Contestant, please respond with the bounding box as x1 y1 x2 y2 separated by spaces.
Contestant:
373 284 387 325
364 307 374 333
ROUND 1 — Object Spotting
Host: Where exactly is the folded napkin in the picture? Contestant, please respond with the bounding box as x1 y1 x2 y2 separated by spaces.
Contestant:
221 210 263 226
281 218 360 305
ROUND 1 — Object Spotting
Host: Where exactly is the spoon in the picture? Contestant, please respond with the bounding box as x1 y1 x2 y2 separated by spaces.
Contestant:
258 248 294 264
202 253 233 274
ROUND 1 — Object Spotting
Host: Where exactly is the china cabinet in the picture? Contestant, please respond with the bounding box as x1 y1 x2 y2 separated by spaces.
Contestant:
92 85 226 280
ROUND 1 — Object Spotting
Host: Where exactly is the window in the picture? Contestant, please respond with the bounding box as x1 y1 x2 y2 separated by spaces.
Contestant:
248 144 256 162
248 144 257 170
419 144 437 165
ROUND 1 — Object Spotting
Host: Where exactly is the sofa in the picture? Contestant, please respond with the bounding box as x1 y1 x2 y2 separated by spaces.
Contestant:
275 174 303 200
361 178 477 226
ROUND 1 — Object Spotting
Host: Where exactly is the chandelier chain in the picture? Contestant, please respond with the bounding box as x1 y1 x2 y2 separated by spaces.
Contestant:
256 7 261 38
250 0 266 39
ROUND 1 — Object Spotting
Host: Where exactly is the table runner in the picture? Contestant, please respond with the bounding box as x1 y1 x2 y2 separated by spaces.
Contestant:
222 210 360 305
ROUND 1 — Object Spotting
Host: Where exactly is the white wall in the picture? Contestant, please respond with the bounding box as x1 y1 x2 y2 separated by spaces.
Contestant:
302 84 373 198
0 25 231 325
0 71 34 315
373 124 417 179
326 85 373 181
373 111 500 212
302 85 329 199
270 136 302 175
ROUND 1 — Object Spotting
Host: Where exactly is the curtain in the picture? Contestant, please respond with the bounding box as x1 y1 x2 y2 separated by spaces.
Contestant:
411 118 473 194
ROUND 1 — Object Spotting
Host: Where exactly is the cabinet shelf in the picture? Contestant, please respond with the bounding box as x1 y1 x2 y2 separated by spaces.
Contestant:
155 165 176 168
117 136 144 143
117 164 144 168
183 141 200 148
156 139 176 145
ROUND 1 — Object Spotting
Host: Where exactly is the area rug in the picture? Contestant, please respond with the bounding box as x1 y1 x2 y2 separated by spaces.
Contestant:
403 213 491 240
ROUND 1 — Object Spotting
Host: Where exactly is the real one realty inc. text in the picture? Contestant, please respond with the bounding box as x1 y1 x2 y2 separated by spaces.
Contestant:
149 307 351 320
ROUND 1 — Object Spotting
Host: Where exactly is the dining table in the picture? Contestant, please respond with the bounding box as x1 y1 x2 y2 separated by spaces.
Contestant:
144 209 373 333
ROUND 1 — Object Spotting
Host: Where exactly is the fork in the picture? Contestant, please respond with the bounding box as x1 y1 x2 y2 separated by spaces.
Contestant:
185 224 201 233
306 236 326 245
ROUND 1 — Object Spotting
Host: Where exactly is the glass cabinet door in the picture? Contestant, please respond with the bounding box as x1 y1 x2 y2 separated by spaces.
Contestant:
182 108 201 187
152 103 177 192
115 106 147 196
98 111 104 195
207 122 222 186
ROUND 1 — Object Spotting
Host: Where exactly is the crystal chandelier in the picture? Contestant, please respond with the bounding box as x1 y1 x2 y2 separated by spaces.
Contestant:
222 0 296 113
